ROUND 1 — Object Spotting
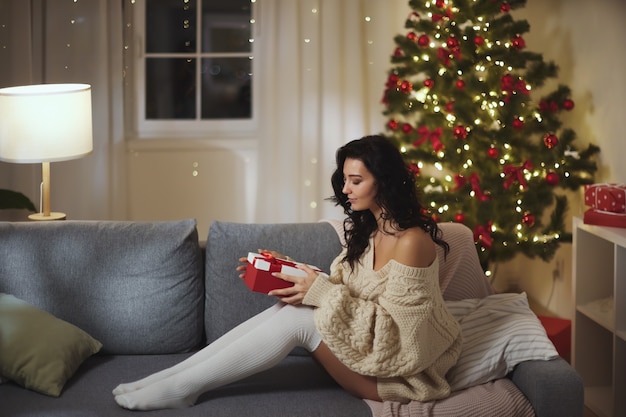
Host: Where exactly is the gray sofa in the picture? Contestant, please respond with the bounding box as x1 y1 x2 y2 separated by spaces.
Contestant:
0 219 583 417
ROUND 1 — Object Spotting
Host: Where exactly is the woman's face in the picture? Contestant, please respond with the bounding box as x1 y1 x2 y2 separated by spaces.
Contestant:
342 158 380 213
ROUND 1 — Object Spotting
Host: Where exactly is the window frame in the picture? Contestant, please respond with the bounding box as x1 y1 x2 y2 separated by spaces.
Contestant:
130 0 258 139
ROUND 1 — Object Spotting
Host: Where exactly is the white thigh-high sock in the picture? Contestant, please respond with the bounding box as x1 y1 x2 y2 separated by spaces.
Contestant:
114 303 321 410
112 303 284 395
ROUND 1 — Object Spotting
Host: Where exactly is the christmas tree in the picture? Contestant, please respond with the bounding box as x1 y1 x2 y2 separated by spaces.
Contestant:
382 0 600 271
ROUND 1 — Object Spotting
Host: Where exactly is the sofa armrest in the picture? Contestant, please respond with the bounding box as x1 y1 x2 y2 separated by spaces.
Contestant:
508 358 584 417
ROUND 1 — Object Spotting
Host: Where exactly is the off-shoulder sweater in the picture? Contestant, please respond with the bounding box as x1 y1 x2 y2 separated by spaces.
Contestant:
302 239 462 403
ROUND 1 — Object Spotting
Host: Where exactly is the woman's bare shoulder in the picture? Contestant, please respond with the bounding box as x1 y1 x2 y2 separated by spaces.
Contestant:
394 227 436 268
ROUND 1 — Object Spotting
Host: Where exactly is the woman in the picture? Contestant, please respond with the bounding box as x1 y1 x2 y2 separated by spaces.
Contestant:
113 135 461 410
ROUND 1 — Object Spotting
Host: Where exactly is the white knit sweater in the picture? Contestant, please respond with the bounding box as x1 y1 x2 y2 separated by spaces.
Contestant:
302 241 462 403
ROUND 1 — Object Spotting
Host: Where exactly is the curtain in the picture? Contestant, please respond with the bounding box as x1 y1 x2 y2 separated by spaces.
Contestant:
0 0 410 223
0 0 125 220
0 1 39 210
255 0 408 223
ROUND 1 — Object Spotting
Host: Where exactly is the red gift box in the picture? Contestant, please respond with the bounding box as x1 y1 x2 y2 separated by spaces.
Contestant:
244 252 326 294
583 208 626 228
584 183 626 213
538 315 571 362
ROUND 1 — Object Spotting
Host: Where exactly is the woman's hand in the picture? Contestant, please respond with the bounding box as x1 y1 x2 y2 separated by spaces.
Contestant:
236 256 248 278
268 264 319 305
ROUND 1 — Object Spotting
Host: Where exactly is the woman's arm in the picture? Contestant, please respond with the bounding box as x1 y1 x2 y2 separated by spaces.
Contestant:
303 263 451 378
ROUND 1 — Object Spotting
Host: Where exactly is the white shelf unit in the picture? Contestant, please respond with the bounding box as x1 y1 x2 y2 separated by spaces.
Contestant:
572 217 626 417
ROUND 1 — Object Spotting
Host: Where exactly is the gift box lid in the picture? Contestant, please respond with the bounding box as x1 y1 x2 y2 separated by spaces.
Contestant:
247 252 325 276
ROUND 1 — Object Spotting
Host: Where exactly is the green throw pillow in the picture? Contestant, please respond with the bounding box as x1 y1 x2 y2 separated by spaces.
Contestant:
0 293 102 396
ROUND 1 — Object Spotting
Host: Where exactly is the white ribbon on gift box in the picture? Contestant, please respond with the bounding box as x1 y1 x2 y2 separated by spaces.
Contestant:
587 209 626 218
247 252 329 278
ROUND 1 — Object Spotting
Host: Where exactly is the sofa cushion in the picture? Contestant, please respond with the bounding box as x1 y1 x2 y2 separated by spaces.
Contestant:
0 354 372 417
0 219 204 355
445 292 559 391
204 221 342 346
0 293 102 397
436 222 494 301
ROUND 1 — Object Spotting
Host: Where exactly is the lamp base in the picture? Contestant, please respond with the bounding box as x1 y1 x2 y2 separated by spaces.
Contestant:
28 212 67 221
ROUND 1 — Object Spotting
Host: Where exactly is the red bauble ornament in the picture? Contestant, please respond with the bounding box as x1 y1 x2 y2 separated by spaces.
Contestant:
487 147 499 158
544 133 559 149
408 12 420 22
474 35 485 46
399 80 413 93
445 101 455 113
522 212 535 227
418 34 430 47
454 212 466 223
407 32 417 41
393 47 404 57
455 79 465 90
453 125 468 139
401 123 413 134
424 79 435 88
511 35 526 50
432 214 441 223
435 0 446 7
501 2 510 12
563 99 575 110
387 119 399 130
545 172 560 186
446 36 459 49
512 117 524 130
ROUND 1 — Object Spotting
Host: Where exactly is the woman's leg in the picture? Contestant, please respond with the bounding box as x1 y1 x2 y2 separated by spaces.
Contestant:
112 302 284 395
312 342 381 402
114 303 322 410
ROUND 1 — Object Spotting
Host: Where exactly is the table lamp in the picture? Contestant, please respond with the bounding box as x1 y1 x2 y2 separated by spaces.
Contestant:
0 83 93 220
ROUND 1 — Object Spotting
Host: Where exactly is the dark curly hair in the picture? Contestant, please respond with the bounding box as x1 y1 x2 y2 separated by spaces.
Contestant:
329 135 448 269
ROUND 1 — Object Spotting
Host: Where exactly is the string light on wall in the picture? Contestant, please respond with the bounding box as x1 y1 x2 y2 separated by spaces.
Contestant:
1 20 7 59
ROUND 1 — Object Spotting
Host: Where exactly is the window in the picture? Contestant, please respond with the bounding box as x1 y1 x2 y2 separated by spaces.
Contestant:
129 0 256 138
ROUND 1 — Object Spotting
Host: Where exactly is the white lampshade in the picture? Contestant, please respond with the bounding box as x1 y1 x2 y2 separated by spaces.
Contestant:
0 83 93 221
0 83 93 163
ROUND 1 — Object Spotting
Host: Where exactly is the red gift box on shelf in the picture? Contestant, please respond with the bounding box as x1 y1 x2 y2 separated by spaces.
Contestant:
584 183 626 213
244 252 327 294
583 208 626 228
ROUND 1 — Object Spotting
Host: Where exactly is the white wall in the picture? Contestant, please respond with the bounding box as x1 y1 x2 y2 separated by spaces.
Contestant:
126 140 257 240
